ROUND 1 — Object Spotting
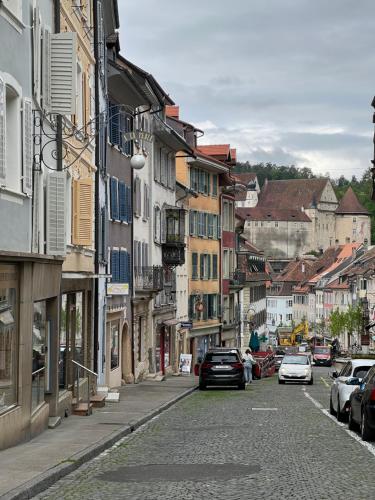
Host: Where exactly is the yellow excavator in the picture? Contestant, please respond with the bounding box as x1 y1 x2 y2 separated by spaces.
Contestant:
279 320 309 346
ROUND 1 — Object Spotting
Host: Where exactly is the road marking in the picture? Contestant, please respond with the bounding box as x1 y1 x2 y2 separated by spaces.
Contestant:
320 376 330 388
252 407 278 411
303 389 375 459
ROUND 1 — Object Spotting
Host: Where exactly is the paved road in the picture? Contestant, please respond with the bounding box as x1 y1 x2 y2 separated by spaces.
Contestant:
35 367 375 499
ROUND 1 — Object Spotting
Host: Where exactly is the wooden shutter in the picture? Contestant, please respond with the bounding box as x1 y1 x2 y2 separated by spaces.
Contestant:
49 32 77 115
22 98 33 195
126 185 132 223
110 177 119 220
200 254 204 279
0 75 6 185
207 254 211 279
33 5 41 102
203 294 208 320
111 249 119 282
189 211 194 235
118 181 126 221
46 171 66 255
119 250 127 283
212 254 218 279
100 206 108 263
72 177 93 246
217 214 222 239
42 27 51 110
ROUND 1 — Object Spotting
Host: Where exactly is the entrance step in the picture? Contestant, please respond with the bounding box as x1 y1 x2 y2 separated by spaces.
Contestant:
48 416 62 429
73 403 93 416
105 392 120 403
90 393 106 408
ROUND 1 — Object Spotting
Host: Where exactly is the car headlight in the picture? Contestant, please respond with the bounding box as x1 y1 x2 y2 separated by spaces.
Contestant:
304 368 310 375
280 368 286 375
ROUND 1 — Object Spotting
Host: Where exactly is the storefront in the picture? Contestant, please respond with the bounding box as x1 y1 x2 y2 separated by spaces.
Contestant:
0 255 62 450
189 327 221 364
155 319 179 376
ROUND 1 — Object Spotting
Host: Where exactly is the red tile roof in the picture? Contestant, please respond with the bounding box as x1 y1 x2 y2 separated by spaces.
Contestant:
236 207 311 222
258 178 330 211
230 148 237 162
274 259 315 283
165 105 180 119
335 186 369 215
233 173 257 185
325 278 349 290
198 144 231 157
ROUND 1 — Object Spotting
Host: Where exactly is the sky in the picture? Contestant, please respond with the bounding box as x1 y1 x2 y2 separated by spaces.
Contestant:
119 0 375 179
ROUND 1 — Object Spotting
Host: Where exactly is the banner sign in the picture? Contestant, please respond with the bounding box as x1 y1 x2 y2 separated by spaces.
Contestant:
179 354 192 374
107 283 129 296
122 131 154 143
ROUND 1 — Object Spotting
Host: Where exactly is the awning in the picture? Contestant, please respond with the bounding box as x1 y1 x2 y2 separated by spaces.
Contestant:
163 319 180 327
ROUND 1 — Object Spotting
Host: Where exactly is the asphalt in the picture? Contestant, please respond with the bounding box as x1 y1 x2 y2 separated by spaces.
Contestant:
0 375 197 500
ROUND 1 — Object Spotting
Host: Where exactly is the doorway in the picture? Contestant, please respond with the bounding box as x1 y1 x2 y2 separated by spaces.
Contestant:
121 323 133 383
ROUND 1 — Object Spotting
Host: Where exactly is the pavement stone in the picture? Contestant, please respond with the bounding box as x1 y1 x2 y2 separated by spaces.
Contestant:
33 367 375 500
0 375 197 500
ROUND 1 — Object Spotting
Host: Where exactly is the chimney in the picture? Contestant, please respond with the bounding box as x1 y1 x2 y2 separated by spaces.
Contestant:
165 105 179 119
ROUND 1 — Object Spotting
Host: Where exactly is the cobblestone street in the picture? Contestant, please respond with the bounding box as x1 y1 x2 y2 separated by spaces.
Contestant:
35 368 375 500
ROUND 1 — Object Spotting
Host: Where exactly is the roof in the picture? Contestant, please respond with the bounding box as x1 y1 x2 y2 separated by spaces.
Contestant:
258 178 330 211
165 105 179 119
239 237 262 254
309 243 361 284
230 148 237 163
236 207 311 222
274 259 315 283
198 144 230 157
325 278 349 290
335 187 369 215
233 173 257 184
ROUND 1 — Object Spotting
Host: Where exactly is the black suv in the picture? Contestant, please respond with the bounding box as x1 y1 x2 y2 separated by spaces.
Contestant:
199 349 245 390
348 364 375 441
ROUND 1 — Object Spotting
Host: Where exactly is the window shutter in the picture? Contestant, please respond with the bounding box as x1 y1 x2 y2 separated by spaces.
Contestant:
126 185 132 223
217 215 222 239
200 254 204 279
110 177 119 220
188 296 193 321
207 173 211 196
22 98 33 196
189 211 194 236
119 250 127 283
33 5 41 102
0 75 5 185
100 206 108 263
207 254 211 279
97 1 105 79
72 177 93 246
203 294 208 320
46 171 66 255
42 28 51 110
111 249 119 283
212 254 218 279
49 32 77 115
127 251 131 285
118 181 126 221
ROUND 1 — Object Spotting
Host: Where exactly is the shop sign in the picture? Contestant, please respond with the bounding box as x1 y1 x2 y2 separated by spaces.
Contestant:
179 353 192 374
123 131 154 143
107 283 129 296
180 321 193 329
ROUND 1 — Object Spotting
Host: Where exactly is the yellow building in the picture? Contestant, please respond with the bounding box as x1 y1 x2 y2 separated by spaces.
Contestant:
58 1 96 403
177 150 229 362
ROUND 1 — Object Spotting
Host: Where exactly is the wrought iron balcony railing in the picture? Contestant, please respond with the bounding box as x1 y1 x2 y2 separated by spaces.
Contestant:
229 270 246 288
135 266 164 292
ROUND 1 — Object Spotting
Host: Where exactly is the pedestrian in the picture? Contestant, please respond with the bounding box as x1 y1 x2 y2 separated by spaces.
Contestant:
243 348 255 384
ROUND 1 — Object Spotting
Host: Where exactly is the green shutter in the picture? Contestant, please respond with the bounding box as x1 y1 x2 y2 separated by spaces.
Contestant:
192 252 198 279
207 254 211 279
203 294 209 320
212 254 218 279
200 254 204 279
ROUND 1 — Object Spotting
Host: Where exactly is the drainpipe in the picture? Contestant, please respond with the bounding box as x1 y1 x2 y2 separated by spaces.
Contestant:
54 0 62 172
92 0 100 373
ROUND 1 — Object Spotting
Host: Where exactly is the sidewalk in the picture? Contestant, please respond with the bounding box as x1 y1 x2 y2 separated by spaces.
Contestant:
0 375 197 500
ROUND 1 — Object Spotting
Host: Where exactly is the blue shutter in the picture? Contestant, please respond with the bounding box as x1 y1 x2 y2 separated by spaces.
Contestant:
110 178 119 220
109 103 120 146
111 249 120 282
118 181 126 221
127 251 131 286
126 186 132 223
119 250 126 283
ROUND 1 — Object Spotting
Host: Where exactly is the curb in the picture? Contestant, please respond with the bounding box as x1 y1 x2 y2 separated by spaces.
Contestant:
1 385 197 500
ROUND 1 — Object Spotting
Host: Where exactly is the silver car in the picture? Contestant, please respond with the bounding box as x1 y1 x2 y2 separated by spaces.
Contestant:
278 354 313 384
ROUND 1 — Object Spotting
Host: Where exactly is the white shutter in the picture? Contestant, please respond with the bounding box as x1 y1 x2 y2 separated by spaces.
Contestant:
22 97 33 195
33 4 41 102
42 27 51 111
0 74 5 185
46 171 66 255
49 32 77 115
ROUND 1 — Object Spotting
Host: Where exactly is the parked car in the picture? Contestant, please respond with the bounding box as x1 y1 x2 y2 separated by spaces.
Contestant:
274 349 285 371
312 346 333 366
348 364 375 441
329 359 375 422
198 349 245 390
278 354 313 384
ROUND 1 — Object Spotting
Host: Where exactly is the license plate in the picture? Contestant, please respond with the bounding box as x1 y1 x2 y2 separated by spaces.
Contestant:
214 365 230 370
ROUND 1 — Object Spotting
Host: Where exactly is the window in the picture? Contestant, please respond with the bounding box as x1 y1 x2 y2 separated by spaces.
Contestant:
154 146 161 182
75 62 83 128
154 206 161 243
275 222 278 228
190 168 198 191
192 253 198 279
143 184 150 220
212 254 218 279
189 211 197 236
212 175 218 196
0 265 18 413
111 324 119 370
208 214 214 238
200 254 211 280
287 314 293 322
134 177 141 217
161 150 168 186
223 249 229 278
32 301 47 411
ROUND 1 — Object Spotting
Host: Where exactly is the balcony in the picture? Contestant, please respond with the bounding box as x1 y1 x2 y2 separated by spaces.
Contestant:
162 208 186 266
229 270 246 288
135 266 164 293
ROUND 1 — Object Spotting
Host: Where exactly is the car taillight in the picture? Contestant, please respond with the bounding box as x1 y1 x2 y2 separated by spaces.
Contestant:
370 388 375 401
233 362 244 370
201 362 213 370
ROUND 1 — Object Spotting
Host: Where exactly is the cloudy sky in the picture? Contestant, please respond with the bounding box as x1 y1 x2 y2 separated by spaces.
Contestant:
119 0 375 179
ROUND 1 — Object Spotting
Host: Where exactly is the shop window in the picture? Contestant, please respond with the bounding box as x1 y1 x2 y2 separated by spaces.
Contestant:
0 265 18 413
111 323 119 370
32 301 48 411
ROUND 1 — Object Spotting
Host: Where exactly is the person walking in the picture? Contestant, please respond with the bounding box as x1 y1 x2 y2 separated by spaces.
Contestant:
243 348 255 384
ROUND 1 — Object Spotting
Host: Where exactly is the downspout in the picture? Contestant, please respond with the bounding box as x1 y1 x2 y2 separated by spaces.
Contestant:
93 0 100 373
54 0 62 172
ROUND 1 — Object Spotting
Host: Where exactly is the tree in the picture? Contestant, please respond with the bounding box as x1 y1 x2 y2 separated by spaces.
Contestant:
343 305 363 348
329 309 346 340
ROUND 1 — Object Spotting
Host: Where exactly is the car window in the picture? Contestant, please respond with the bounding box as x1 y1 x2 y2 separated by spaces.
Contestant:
205 353 239 363
361 366 375 385
353 366 371 379
340 362 351 377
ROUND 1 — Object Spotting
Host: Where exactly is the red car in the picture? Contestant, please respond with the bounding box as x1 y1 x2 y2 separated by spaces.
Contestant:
313 346 332 367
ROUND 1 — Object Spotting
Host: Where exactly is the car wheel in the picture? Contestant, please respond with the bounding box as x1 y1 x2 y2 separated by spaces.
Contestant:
199 382 206 391
329 395 336 416
361 410 375 441
337 396 346 422
308 377 314 385
278 379 285 385
238 383 246 390
348 405 357 431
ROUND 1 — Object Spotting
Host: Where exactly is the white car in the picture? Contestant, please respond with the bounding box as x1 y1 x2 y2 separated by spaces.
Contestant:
330 359 375 421
278 354 313 384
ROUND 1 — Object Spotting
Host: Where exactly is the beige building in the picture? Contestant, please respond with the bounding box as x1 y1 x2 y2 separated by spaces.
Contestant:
335 187 371 245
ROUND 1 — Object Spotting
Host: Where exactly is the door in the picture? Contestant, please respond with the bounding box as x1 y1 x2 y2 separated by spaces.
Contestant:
121 322 133 383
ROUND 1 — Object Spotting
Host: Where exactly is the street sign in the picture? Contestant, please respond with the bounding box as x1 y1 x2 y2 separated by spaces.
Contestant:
180 321 193 329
